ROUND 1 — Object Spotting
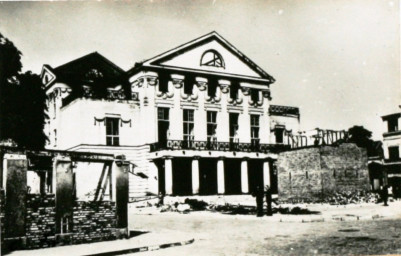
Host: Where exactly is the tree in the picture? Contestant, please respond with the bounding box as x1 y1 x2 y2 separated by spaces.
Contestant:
347 125 383 158
0 33 47 149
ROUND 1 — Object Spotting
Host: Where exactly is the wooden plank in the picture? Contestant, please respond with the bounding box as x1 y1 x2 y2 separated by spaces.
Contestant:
93 163 107 202
99 165 111 201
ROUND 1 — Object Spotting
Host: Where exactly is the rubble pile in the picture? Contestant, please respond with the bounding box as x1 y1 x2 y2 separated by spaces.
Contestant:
25 194 56 249
209 204 256 215
323 191 379 205
72 201 117 244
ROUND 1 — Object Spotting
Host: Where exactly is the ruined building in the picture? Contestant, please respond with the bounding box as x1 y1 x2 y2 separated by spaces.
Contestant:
381 111 401 191
276 143 370 202
41 32 301 198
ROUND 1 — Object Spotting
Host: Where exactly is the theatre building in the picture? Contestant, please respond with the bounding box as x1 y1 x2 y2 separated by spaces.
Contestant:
41 32 299 198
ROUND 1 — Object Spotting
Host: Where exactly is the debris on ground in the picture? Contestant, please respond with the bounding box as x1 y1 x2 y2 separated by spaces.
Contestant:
323 191 379 205
184 198 208 211
157 198 318 215
280 191 380 205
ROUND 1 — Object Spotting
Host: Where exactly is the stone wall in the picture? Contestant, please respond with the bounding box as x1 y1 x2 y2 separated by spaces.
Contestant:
277 143 370 202
320 143 370 197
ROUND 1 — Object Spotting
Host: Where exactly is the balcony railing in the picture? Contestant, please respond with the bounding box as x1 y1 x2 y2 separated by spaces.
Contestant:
149 140 290 153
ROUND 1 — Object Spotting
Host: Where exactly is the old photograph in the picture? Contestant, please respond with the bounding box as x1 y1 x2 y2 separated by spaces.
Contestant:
0 0 400 255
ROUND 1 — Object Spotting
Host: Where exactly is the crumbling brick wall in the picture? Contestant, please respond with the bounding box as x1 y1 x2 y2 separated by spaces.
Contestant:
25 194 56 249
277 143 370 202
72 201 117 244
2 194 118 250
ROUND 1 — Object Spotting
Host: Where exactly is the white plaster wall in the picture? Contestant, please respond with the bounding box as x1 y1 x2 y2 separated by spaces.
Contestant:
383 136 401 159
269 115 300 143
57 99 141 150
129 72 273 145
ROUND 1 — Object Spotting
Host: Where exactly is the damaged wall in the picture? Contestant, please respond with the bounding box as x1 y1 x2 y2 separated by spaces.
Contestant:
277 143 370 202
1 149 129 253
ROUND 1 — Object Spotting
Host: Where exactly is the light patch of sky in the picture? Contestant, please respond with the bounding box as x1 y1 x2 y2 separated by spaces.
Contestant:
0 0 399 140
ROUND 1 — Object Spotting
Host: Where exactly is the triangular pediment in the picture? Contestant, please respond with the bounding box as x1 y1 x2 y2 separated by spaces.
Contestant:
141 32 274 82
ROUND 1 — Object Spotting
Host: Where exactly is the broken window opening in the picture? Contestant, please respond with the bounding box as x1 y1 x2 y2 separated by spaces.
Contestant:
207 78 217 97
275 128 284 144
388 117 398 132
389 146 400 160
229 81 240 100
250 89 259 102
158 72 169 93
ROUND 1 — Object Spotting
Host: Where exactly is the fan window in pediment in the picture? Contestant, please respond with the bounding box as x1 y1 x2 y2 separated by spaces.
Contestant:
200 50 225 68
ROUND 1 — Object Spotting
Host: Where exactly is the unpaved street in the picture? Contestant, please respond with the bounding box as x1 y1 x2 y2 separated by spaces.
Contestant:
129 211 401 255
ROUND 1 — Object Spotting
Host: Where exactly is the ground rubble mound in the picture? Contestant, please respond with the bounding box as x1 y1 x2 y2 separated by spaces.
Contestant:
158 198 318 215
279 191 379 205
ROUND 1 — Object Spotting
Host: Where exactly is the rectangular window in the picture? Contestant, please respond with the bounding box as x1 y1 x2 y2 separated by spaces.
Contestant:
389 146 399 160
183 109 194 141
275 128 284 143
230 82 240 100
229 113 239 143
250 115 260 146
250 89 259 102
158 108 170 147
158 72 169 93
106 117 120 146
207 77 218 98
184 78 194 95
388 118 398 132
207 111 217 142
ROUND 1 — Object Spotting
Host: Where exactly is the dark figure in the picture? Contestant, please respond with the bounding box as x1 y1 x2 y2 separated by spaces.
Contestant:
253 186 264 217
382 185 389 206
265 185 273 216
157 191 165 207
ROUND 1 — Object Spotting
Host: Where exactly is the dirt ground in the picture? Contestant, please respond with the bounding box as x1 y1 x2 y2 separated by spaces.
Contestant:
128 202 401 256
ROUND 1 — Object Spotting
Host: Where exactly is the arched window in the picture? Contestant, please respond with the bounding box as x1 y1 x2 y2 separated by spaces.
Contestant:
200 50 225 68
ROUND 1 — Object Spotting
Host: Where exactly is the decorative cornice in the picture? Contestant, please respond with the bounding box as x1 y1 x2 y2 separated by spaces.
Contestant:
241 87 250 96
147 76 158 86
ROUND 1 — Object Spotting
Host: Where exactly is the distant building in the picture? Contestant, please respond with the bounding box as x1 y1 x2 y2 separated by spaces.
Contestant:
41 32 300 198
381 111 401 192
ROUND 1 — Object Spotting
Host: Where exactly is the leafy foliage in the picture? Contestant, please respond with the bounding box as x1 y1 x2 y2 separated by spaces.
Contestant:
0 33 48 149
347 126 383 158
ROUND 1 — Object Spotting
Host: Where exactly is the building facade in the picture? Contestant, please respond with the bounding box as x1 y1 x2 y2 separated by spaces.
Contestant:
382 111 401 189
41 32 300 198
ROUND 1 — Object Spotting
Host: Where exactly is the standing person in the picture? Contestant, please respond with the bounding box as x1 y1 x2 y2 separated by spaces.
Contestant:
253 186 264 217
382 185 389 206
157 191 165 207
265 185 273 216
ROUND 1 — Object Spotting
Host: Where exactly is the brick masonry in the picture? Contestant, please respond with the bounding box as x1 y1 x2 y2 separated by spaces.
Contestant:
277 143 370 202
1 193 118 251
72 201 117 244
25 194 56 249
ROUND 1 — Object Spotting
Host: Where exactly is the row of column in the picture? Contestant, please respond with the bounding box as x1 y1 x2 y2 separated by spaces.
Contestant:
163 157 271 195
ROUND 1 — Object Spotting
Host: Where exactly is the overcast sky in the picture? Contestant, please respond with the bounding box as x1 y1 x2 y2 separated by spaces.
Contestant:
0 0 399 139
